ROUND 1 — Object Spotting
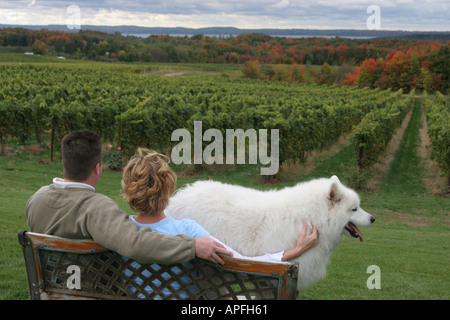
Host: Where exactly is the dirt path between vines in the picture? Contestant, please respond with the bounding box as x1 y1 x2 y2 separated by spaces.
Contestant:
364 107 413 192
163 71 193 77
419 108 447 195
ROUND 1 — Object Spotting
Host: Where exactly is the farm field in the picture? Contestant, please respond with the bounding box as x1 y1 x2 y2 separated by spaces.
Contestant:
0 55 448 300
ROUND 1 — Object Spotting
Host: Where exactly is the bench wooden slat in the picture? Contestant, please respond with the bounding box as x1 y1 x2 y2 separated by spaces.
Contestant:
18 230 299 300
19 231 106 252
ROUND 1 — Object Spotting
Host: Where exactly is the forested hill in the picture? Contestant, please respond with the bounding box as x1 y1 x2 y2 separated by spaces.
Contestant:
1 26 448 66
1 26 448 93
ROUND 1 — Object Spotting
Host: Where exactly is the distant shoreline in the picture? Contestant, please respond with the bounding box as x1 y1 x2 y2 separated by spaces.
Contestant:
125 33 375 39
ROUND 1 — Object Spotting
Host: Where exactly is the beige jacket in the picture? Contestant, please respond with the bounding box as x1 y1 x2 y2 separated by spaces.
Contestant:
25 183 195 264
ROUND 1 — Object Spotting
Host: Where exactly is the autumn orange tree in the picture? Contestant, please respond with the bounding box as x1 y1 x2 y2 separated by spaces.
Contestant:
242 60 261 79
345 43 449 93
31 40 48 55
318 62 334 85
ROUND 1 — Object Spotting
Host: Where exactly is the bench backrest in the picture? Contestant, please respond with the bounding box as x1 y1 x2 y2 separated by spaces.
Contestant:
18 230 299 300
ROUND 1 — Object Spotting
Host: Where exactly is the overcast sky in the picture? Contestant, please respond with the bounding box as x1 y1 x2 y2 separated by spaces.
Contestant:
0 1 449 31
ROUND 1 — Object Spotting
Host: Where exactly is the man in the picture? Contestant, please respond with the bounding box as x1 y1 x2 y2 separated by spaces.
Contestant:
26 130 232 264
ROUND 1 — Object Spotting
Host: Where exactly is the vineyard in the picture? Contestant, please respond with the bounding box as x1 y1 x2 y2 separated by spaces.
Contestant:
1 57 449 300
423 92 450 187
0 59 447 187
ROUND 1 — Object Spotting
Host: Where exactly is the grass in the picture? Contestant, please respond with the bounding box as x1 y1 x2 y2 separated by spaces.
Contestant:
0 63 448 299
299 216 449 299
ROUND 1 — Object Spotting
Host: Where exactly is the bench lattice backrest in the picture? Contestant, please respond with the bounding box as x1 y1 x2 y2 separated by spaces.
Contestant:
18 230 299 300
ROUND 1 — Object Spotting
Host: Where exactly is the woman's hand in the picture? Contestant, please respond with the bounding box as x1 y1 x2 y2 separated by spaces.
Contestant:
282 222 319 261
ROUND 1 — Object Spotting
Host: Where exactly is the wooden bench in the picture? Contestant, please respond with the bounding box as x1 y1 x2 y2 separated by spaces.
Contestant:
18 230 299 300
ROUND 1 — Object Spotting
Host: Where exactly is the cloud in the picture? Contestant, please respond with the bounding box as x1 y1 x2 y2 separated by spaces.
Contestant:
0 0 448 31
272 0 290 9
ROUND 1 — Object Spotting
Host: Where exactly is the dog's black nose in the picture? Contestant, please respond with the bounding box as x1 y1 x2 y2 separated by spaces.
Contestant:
370 216 375 223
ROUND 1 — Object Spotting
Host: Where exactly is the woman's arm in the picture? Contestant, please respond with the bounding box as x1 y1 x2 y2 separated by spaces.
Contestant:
210 222 319 263
281 222 319 261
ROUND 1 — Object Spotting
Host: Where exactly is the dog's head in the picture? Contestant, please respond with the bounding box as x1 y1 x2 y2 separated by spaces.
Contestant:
327 175 375 242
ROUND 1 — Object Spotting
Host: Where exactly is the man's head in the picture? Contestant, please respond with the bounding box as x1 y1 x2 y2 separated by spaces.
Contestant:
61 130 102 182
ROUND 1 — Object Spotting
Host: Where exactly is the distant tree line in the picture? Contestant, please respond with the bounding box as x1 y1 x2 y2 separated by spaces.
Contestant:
0 27 448 92
242 42 449 94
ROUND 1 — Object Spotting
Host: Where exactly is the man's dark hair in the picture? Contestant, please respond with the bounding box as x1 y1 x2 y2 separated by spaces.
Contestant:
61 130 102 182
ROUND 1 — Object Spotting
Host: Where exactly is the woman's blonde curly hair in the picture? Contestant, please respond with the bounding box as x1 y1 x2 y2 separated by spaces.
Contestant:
121 148 177 215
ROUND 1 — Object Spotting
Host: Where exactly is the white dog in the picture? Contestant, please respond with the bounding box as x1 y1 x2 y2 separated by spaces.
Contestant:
165 175 374 290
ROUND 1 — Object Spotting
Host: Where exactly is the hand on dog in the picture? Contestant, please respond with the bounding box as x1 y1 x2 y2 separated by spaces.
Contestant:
195 236 233 265
282 222 319 261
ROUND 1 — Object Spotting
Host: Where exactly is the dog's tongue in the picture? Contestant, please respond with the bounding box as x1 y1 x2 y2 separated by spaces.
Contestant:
347 223 363 242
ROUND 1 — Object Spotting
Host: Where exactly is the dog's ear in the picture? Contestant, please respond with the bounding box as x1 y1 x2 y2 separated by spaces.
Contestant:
330 175 340 184
328 179 341 203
